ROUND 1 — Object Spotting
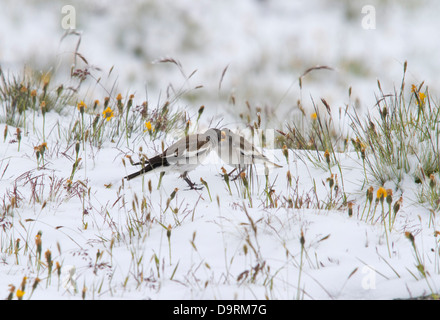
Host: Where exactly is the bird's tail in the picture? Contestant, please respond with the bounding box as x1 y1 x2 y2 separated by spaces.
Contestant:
124 154 169 180
125 167 150 180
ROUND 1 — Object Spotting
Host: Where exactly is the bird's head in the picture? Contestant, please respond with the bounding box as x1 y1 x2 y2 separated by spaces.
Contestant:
205 128 226 144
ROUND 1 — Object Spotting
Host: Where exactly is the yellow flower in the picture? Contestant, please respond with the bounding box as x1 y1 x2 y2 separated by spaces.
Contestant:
311 112 317 120
77 100 87 113
419 92 426 103
102 107 114 121
34 142 47 154
411 84 417 93
145 121 154 132
116 93 123 101
16 289 25 300
377 187 387 199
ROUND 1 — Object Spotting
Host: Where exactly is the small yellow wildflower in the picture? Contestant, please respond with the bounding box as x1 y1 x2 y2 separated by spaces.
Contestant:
30 89 37 97
102 107 114 121
145 121 154 132
16 289 25 300
311 112 317 120
419 92 426 103
116 93 123 101
34 142 47 154
411 84 417 93
77 101 87 113
377 187 387 199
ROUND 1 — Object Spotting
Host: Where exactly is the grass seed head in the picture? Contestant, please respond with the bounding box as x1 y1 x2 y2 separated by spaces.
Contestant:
360 147 366 160
197 105 205 121
300 230 305 247
166 224 172 239
405 231 415 244
386 189 393 205
429 174 436 189
367 186 374 203
348 201 354 217
393 197 403 215
286 170 292 185
324 149 330 165
282 145 288 162
40 100 47 115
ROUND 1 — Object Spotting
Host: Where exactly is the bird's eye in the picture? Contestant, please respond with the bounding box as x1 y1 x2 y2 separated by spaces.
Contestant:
206 136 211 141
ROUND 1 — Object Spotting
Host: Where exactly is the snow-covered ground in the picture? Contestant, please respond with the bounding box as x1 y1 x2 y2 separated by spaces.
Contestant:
1 0 440 300
1 108 439 300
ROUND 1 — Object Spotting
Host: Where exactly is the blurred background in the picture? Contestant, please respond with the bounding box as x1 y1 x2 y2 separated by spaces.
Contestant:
1 0 439 127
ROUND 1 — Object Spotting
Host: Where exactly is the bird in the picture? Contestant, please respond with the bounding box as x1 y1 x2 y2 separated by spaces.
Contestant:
217 128 282 176
125 128 225 189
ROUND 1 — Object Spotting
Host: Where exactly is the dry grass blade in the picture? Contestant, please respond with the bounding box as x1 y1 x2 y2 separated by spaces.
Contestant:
219 64 229 91
300 65 333 79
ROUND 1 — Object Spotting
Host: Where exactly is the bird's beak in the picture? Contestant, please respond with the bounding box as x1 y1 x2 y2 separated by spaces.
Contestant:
221 130 226 141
